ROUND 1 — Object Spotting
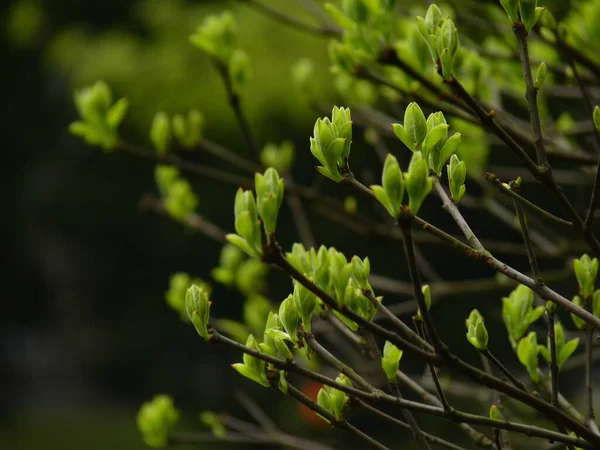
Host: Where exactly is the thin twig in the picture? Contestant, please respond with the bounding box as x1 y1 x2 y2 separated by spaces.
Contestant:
585 300 597 426
414 319 451 412
513 23 547 166
286 384 392 450
234 391 279 434
354 399 465 450
304 333 375 393
570 62 600 228
482 350 527 392
213 329 592 447
512 193 543 284
239 0 340 37
396 370 495 449
213 60 258 158
485 173 572 227
433 178 485 251
547 308 559 408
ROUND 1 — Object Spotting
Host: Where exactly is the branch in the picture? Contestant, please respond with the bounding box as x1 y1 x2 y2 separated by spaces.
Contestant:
512 191 543 284
238 0 340 37
343 173 600 328
354 399 465 450
482 350 528 392
585 300 597 426
513 23 547 166
546 308 559 408
304 333 375 393
212 60 259 158
433 178 485 251
485 173 573 227
286 384 392 450
211 330 592 447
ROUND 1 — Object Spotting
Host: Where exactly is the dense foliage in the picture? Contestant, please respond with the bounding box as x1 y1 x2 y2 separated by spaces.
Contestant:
64 0 600 449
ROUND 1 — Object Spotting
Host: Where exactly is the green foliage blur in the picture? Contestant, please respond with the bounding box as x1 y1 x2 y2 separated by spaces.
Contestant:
4 0 600 449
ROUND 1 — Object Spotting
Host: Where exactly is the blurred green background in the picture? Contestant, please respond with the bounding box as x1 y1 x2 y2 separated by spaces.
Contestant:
1 1 334 449
2 0 597 449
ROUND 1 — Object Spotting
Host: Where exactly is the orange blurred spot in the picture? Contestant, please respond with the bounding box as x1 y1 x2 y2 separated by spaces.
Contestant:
297 381 328 427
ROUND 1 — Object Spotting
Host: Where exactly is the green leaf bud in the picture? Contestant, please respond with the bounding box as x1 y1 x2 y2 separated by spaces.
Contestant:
344 196 357 215
317 375 350 421
351 255 371 290
539 322 579 370
137 395 180 448
517 331 540 382
150 112 172 156
433 132 461 176
371 153 404 219
534 62 547 90
172 109 204 150
166 273 191 318
392 122 416 152
499 0 519 23
255 168 285 239
166 273 210 319
404 151 433 215
331 374 351 417
310 107 352 182
489 404 501 420
278 370 288 393
107 98 129 129
435 19 459 79
232 334 270 387
570 295 587 330
594 106 600 134
465 309 489 351
416 284 431 321
279 294 300 342
286 243 312 275
155 165 180 197
186 284 211 340
332 106 353 159
69 81 127 151
502 284 544 348
447 154 467 203
422 4 443 37
342 0 369 24
317 388 333 422
199 411 226 439
404 102 428 149
324 3 355 30
229 49 252 94
293 281 317 333
230 188 262 257
573 254 598 298
422 123 449 160
381 341 403 381
189 11 236 62
163 179 198 221
519 1 542 32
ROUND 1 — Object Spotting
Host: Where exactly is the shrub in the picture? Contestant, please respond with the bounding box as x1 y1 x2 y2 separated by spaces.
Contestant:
70 1 600 449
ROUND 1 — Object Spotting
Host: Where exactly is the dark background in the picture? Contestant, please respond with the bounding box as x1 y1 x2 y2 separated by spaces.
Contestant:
1 0 596 449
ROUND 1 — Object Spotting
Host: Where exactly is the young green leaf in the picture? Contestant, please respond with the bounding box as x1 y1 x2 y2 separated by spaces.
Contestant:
381 341 403 381
137 395 180 448
186 284 211 340
517 331 540 382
